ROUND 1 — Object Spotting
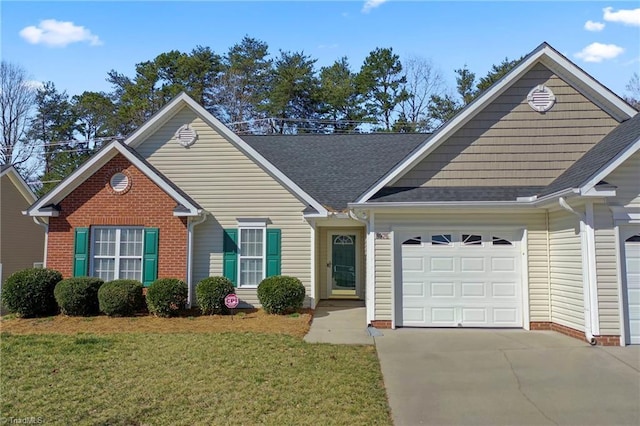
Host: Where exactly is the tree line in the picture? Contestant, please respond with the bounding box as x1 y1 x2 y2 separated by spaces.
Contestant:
2 35 639 193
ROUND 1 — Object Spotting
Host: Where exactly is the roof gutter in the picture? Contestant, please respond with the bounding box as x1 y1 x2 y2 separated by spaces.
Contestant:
186 211 208 307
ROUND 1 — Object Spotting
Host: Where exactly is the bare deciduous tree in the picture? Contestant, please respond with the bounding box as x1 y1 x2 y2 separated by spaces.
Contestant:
400 55 445 132
1 61 37 173
624 72 640 111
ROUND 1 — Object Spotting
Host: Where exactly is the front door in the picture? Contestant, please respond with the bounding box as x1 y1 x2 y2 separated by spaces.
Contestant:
328 234 358 297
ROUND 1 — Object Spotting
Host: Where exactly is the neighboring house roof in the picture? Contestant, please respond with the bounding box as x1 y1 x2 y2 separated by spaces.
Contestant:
243 133 428 211
26 140 202 217
124 93 329 216
542 114 640 196
354 42 638 204
0 164 37 204
369 186 547 203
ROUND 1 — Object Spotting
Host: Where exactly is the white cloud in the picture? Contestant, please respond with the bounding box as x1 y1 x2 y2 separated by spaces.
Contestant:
19 19 102 47
318 43 339 50
362 0 388 14
603 7 640 26
575 42 624 63
584 20 605 32
25 80 44 91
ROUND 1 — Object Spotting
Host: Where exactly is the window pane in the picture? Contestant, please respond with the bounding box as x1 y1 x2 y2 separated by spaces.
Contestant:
432 234 452 245
403 236 422 245
119 258 142 280
492 236 513 246
463 234 482 245
94 228 116 256
240 229 263 256
94 258 115 281
120 229 143 256
240 259 263 286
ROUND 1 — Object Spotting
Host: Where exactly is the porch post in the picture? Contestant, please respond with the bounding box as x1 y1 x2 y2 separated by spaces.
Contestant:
366 211 375 324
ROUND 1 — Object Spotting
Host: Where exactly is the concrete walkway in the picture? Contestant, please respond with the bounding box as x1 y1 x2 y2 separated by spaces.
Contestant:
303 300 373 345
375 328 640 426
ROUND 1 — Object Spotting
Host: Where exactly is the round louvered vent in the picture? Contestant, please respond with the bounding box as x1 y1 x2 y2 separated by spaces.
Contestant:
110 172 129 193
175 124 198 147
527 85 556 113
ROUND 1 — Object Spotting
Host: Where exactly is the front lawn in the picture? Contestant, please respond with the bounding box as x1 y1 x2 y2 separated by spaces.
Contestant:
0 332 391 425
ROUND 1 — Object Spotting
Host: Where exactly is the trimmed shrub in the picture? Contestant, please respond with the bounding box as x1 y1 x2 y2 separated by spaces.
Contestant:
195 276 235 315
1 268 62 317
257 275 305 315
146 278 188 317
98 280 144 317
54 277 104 316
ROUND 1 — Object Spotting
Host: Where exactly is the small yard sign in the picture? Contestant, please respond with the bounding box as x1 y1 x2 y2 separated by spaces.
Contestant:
224 293 239 309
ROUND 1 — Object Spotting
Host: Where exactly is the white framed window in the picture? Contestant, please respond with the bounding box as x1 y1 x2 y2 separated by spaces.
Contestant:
238 226 266 287
91 227 143 281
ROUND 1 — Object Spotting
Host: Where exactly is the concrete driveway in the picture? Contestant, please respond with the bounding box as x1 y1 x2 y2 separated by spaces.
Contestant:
375 329 640 426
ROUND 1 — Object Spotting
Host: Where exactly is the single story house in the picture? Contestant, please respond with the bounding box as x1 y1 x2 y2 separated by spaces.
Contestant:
26 43 639 345
1 165 46 284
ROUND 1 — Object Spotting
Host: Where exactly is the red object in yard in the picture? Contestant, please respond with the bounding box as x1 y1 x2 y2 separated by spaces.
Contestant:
224 293 239 309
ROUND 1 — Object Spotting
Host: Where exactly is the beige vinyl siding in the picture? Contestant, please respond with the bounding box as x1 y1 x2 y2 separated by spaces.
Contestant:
603 151 640 209
374 236 393 321
1 175 45 283
394 63 618 187
135 107 311 306
373 210 550 323
548 209 584 331
593 203 620 335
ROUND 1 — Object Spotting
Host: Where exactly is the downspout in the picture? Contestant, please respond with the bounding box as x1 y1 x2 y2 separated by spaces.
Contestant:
558 197 597 345
33 217 49 268
349 208 374 325
187 212 208 307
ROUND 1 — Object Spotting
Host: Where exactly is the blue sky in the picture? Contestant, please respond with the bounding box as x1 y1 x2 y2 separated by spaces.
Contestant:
2 1 639 99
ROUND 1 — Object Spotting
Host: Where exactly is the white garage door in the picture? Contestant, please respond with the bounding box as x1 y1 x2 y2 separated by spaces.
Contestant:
401 230 523 327
624 233 640 344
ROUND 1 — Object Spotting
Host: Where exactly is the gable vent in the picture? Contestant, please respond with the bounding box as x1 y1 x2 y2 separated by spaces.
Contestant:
110 172 129 193
527 85 556 113
175 124 198 147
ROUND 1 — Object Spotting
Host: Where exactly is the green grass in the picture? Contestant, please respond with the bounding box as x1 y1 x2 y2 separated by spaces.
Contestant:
0 332 391 425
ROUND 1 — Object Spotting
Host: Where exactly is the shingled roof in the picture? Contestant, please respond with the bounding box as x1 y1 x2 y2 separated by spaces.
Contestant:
242 133 428 211
541 114 640 196
369 186 547 203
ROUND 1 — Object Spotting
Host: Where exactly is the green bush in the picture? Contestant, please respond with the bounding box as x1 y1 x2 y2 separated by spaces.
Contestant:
146 278 188 317
1 268 62 317
195 276 235 315
98 280 144 317
54 277 104 316
257 275 305 315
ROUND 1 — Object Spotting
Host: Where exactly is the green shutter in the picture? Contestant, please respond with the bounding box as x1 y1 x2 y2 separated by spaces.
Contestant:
142 228 159 287
73 227 89 277
266 229 281 277
223 229 238 287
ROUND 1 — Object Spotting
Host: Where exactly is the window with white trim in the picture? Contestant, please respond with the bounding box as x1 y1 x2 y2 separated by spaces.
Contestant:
92 227 143 281
238 226 266 287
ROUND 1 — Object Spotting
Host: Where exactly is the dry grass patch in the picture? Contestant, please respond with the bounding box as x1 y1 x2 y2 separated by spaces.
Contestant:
0 309 311 338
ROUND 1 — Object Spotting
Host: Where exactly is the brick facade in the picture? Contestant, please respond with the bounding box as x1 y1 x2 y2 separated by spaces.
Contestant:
371 320 392 329
530 322 620 346
47 154 188 281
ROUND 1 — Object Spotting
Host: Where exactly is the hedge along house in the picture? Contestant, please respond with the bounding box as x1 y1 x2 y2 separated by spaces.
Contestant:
26 43 639 345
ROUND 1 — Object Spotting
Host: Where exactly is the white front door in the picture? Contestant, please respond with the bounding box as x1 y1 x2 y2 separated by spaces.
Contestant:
623 231 640 344
400 229 523 327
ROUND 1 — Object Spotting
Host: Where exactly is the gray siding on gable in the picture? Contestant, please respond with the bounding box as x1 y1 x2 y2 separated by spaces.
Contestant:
604 151 640 209
548 209 585 331
1 175 45 283
135 107 311 306
394 63 619 187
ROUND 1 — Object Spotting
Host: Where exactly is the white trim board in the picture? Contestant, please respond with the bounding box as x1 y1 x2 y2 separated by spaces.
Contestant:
26 140 201 217
355 43 636 204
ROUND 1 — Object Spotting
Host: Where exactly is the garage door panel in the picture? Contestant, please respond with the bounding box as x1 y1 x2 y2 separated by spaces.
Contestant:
460 257 484 272
431 282 455 297
624 234 640 344
461 282 485 297
430 257 454 272
401 229 523 328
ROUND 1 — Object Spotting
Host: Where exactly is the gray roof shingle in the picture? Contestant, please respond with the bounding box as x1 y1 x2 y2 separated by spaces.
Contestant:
369 186 546 203
541 114 640 196
242 133 428 210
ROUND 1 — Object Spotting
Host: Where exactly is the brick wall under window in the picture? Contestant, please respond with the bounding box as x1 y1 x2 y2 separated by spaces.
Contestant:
47 153 188 281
